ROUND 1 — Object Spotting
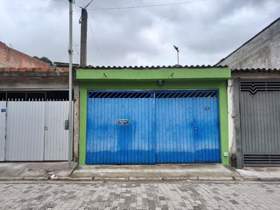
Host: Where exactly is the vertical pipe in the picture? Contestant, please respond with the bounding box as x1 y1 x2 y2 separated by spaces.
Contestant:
68 0 73 164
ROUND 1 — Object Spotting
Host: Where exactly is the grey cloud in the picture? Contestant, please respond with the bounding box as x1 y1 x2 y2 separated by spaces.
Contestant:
0 0 279 66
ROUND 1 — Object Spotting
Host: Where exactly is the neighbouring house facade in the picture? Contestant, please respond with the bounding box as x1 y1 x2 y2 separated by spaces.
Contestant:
76 66 231 166
218 18 280 168
0 43 79 162
0 66 71 162
0 41 49 68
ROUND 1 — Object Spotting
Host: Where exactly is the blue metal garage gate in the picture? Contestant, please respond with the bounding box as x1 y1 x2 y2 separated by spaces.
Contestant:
86 90 220 164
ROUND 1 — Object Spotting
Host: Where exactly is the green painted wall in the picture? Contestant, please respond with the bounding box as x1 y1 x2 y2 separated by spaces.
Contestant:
77 68 230 80
79 79 229 166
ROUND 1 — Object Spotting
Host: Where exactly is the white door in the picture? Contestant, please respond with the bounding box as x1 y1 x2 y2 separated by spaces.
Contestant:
44 101 69 160
6 101 45 161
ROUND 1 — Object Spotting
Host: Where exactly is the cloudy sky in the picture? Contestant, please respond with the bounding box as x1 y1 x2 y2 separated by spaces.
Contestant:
0 0 279 66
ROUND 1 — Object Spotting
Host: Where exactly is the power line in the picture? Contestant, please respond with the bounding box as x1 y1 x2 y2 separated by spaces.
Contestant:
86 0 206 11
83 0 94 9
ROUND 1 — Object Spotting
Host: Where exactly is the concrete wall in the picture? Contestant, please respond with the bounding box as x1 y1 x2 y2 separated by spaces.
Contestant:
219 19 280 69
227 79 235 155
0 77 68 90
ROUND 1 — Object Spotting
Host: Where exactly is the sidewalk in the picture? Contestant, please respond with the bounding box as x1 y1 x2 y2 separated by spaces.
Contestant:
1 162 280 182
0 162 76 181
236 167 280 181
71 164 239 181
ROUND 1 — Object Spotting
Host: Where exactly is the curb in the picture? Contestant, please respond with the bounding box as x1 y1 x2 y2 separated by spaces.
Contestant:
50 176 93 181
242 177 280 182
128 177 162 181
0 177 48 181
94 177 129 181
162 176 197 181
1 176 280 182
198 176 234 181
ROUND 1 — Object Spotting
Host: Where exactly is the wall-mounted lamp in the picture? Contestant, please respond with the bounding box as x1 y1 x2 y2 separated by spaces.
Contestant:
157 80 165 86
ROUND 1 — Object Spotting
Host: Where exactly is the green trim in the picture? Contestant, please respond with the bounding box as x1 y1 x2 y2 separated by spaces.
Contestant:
76 68 230 80
79 84 87 165
218 82 229 165
79 80 229 166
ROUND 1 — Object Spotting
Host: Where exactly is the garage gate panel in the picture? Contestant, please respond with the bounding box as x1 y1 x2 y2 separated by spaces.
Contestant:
86 91 155 164
86 90 220 164
155 91 220 163
240 81 280 165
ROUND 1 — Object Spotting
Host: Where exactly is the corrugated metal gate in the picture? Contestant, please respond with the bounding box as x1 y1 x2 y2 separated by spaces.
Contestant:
86 90 220 164
0 100 69 161
240 81 280 165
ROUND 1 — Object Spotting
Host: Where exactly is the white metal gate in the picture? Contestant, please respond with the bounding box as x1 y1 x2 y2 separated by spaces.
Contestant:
0 101 69 161
0 102 6 161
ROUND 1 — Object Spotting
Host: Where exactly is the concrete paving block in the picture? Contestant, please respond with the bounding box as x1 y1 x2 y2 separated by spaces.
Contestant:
2 180 280 209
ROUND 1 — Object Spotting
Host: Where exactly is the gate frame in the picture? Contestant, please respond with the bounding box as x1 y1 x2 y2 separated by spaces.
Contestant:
232 76 280 168
76 67 231 165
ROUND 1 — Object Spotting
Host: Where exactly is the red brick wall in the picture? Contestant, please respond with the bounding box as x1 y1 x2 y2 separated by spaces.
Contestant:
0 41 49 68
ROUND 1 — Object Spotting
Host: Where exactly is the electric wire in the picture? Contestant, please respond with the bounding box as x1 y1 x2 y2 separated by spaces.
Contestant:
76 0 206 11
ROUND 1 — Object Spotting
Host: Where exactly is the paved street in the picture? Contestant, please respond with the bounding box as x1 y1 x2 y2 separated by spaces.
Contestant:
0 181 280 210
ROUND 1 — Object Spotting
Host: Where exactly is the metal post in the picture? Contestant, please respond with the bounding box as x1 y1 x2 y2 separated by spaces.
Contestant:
173 45 180 65
68 0 73 164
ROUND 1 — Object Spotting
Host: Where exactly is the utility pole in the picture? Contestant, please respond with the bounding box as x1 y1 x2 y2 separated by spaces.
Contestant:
68 0 73 164
80 0 93 67
80 8 88 67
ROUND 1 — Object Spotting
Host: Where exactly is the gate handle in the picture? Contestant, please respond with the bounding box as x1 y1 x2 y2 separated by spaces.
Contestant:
117 119 129 125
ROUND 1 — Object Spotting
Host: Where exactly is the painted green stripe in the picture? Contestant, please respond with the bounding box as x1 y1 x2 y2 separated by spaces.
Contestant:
76 68 230 80
79 84 87 165
218 82 229 165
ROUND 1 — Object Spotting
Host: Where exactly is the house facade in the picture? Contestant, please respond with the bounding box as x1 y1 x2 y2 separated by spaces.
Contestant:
76 66 231 166
0 66 72 161
2 18 280 168
218 18 280 168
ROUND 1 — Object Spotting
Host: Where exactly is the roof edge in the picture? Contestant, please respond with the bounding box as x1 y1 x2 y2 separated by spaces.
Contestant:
216 17 280 66
76 65 228 70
